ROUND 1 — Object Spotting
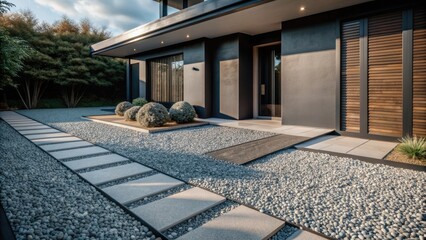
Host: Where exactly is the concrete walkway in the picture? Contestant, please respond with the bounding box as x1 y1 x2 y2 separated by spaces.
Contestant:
199 118 334 137
1 111 327 240
296 135 398 159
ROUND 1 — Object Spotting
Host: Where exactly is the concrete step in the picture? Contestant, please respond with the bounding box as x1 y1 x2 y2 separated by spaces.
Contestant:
40 141 94 152
63 154 129 171
286 229 327 240
32 136 82 145
131 187 225 231
49 146 109 160
79 163 152 185
177 205 285 240
26 132 71 140
13 125 52 131
20 129 60 135
103 174 184 205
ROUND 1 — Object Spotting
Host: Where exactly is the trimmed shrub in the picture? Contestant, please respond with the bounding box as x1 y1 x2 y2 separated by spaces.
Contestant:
115 101 133 116
136 102 170 127
132 97 148 107
397 136 426 160
169 101 196 123
124 106 141 121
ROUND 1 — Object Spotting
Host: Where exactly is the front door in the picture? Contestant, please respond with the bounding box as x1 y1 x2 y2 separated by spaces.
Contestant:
258 45 281 117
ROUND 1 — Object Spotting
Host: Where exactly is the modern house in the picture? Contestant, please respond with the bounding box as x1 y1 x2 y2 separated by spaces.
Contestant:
91 0 425 140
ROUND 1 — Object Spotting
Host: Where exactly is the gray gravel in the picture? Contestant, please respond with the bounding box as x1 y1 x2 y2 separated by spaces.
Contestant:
0 120 158 240
18 108 426 239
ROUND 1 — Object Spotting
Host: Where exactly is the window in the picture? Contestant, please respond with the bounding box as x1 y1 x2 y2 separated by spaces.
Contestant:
149 54 184 102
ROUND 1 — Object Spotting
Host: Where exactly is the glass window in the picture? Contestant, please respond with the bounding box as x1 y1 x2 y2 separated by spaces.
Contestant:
149 54 184 102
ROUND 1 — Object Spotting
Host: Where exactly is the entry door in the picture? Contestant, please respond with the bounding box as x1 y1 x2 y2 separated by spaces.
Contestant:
259 45 281 117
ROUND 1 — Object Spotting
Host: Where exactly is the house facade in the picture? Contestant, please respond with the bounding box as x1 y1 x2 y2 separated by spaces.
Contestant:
91 0 426 140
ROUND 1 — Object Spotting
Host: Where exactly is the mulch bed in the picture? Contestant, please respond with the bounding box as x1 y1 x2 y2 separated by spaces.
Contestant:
384 145 426 167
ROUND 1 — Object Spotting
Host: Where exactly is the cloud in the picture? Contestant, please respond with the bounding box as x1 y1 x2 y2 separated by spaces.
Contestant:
34 0 159 36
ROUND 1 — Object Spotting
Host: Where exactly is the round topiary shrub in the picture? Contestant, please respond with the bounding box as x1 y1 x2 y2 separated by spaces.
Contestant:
169 101 196 123
115 101 133 116
132 97 148 107
124 106 141 121
136 102 170 127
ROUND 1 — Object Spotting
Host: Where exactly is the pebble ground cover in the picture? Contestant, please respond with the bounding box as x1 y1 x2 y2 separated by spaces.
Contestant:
8 107 426 239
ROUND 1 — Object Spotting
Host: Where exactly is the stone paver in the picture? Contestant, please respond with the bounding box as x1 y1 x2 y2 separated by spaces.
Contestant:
296 135 397 159
13 125 52 131
25 132 71 140
347 140 398 159
103 174 184 204
287 229 327 240
49 146 109 160
79 163 152 185
31 136 82 145
20 128 60 135
40 141 93 152
9 123 45 127
177 205 285 240
131 187 226 231
63 154 128 171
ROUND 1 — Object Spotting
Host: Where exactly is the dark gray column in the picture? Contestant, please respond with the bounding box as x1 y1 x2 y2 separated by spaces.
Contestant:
402 9 413 136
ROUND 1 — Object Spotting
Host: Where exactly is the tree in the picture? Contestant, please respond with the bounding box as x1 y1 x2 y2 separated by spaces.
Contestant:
0 28 31 90
0 0 14 15
53 17 123 107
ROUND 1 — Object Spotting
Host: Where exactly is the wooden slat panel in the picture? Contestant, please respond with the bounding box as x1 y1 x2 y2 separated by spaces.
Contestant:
368 11 403 137
413 8 426 137
341 20 361 132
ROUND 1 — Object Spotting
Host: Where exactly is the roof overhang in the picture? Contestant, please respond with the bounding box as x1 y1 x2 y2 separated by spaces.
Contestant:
91 0 373 58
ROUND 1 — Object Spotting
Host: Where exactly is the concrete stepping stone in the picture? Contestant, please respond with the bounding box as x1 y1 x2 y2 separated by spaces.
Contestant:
131 187 226 231
287 229 327 240
20 129 60 135
7 120 37 124
32 136 82 145
26 132 71 140
10 123 44 127
79 163 152 185
103 174 184 204
40 141 93 152
63 154 128 171
177 205 285 240
14 125 52 131
49 146 109 160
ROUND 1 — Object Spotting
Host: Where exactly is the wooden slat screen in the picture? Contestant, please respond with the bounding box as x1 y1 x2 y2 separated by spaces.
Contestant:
413 9 426 137
368 12 403 137
341 20 361 132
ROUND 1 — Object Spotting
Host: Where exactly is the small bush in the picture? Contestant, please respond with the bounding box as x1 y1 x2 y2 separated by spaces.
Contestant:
169 101 196 123
115 101 133 116
124 106 141 121
136 102 170 127
397 136 426 160
132 97 148 107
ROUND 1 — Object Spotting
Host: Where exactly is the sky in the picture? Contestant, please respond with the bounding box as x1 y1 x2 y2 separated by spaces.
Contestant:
9 0 161 36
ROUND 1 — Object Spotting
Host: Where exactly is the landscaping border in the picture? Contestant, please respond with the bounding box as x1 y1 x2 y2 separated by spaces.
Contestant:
299 148 426 172
4 111 336 240
81 115 209 133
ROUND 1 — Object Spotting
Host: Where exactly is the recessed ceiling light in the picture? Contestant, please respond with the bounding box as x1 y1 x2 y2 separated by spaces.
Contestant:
133 48 136 51
161 41 164 44
186 34 190 38
300 6 305 11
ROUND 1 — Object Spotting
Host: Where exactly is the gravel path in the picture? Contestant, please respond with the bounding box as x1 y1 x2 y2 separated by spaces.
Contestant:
0 120 158 240
18 108 426 240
